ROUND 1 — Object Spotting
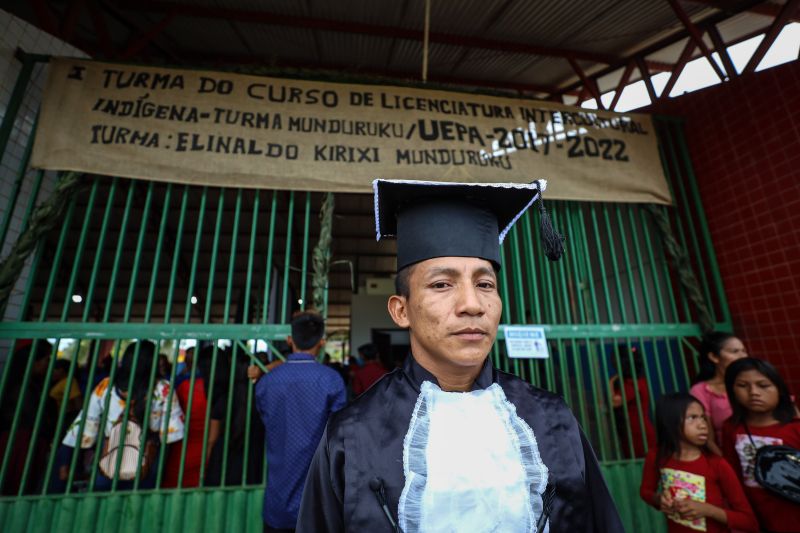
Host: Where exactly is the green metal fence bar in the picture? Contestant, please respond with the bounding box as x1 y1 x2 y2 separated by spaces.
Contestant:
155 185 198 488
109 341 144 491
81 178 118 321
552 209 573 324
625 206 653 322
84 181 138 489
133 183 173 489
509 222 541 386
602 205 629 324
640 208 678 323
111 182 156 491
520 212 541 324
654 141 694 323
0 51 36 165
0 171 79 488
39 179 101 490
280 191 295 323
175 338 200 489
220 188 243 485
242 191 260 482
569 338 589 434
132 339 164 489
574 207 613 457
199 189 226 486
0 116 38 250
0 196 77 490
15 341 59 495
300 192 311 310
497 262 512 374
610 342 636 458
0 322 292 339
261 191 278 326
564 204 587 324
66 178 133 493
614 206 642 323
672 121 732 326
626 337 650 455
660 124 715 320
589 205 615 322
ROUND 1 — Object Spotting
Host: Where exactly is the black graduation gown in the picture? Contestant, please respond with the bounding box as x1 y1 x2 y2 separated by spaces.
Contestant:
297 355 624 532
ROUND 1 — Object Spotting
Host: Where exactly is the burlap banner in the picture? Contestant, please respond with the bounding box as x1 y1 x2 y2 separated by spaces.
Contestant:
31 58 671 204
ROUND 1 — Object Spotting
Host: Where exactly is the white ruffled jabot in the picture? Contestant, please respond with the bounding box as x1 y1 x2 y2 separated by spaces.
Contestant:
398 381 549 533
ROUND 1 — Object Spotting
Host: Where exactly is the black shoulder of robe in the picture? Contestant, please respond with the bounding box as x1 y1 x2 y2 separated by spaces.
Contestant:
297 359 625 533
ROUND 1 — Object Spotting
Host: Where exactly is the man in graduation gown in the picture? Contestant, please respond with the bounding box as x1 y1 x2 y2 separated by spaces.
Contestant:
297 180 624 532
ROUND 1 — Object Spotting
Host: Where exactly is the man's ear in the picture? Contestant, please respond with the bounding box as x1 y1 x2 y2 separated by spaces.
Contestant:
387 295 411 329
287 336 294 352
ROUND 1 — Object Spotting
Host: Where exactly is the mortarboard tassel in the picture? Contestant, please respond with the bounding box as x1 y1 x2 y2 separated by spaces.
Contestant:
535 180 565 261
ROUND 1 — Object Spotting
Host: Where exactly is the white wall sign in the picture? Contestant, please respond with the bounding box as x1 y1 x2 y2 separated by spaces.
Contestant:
503 326 549 359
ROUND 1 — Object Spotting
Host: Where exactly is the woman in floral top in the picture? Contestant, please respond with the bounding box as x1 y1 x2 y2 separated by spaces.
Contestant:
58 341 184 490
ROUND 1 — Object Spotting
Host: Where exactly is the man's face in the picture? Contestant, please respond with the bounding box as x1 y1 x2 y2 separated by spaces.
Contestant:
389 257 502 369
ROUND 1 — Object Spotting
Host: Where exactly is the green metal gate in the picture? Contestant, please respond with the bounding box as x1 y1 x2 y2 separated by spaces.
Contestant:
0 57 729 533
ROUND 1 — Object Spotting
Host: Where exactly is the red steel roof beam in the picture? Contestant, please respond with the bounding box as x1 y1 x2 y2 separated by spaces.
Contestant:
568 58 605 109
118 0 618 65
635 57 658 103
706 24 737 78
685 0 800 22
658 39 697 100
742 0 800 74
609 60 636 111
554 0 764 95
118 11 177 61
667 0 727 81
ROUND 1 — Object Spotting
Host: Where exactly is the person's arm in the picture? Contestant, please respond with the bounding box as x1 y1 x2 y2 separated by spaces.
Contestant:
639 449 660 508
716 458 759 532
330 374 347 412
206 419 221 463
580 430 625 532
296 426 344 533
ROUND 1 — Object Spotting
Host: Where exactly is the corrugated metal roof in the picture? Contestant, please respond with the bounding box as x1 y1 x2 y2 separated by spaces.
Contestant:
2 0 787 95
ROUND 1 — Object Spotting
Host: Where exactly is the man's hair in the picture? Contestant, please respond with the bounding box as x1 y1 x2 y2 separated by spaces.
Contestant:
394 264 415 298
291 310 325 350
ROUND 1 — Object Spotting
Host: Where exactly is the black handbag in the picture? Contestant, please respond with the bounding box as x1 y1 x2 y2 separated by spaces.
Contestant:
745 423 800 505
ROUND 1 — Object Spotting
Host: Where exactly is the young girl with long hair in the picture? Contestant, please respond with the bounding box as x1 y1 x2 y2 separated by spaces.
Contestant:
640 393 758 533
721 358 800 532
689 332 748 455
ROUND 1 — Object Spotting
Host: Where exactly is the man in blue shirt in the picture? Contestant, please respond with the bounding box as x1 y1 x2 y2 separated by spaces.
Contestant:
255 311 346 532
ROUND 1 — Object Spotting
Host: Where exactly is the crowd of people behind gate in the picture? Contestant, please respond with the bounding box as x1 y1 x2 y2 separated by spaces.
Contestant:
1 326 798 532
638 332 800 533
0 325 388 498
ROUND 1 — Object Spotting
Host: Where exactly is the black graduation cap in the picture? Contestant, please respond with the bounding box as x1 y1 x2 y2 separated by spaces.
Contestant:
373 179 564 271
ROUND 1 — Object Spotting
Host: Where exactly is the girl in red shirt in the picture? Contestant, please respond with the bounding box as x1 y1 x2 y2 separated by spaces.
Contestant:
641 392 758 533
721 358 800 533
